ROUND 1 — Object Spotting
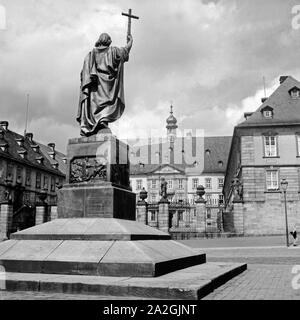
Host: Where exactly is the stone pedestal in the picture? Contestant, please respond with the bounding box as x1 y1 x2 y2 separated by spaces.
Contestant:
50 206 58 221
195 200 206 233
158 201 169 233
233 201 244 235
0 202 13 240
57 133 136 220
0 131 247 299
35 205 47 225
136 201 148 225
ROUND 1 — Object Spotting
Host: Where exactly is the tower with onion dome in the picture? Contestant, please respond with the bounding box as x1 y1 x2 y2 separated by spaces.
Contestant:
166 105 178 143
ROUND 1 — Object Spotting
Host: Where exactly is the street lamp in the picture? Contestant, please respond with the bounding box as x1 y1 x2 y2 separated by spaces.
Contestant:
280 179 289 247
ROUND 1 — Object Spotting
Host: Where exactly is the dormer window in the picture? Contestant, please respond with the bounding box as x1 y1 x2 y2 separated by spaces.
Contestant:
16 138 24 147
264 110 272 118
289 86 300 99
32 145 40 153
0 142 8 152
261 106 273 119
205 149 211 156
36 156 44 165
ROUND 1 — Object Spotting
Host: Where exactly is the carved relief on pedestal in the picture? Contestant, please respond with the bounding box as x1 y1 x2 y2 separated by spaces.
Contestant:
70 157 107 183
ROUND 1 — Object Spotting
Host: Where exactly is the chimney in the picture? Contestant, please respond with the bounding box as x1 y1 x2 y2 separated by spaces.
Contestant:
261 97 268 103
279 76 288 84
0 121 9 131
25 133 34 143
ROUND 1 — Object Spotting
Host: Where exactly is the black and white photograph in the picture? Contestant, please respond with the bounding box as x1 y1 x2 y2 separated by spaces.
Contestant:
0 0 300 308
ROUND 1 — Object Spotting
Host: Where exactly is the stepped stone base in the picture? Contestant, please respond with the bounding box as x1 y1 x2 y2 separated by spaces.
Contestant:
3 262 247 300
1 219 206 278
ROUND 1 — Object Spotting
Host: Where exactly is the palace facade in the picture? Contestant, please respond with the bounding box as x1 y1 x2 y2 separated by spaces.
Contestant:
0 121 66 235
223 76 300 235
129 107 231 233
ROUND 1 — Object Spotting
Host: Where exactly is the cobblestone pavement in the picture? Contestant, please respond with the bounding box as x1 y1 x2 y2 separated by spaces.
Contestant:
0 237 299 300
203 264 300 300
180 235 292 248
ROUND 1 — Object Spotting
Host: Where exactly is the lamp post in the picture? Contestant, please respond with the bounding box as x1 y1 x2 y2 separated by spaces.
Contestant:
280 179 289 247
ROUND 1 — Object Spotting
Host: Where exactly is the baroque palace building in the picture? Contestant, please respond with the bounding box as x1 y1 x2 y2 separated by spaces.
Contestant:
0 121 66 236
223 76 300 235
129 107 231 234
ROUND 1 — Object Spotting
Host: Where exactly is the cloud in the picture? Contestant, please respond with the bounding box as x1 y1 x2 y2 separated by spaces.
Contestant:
0 0 300 152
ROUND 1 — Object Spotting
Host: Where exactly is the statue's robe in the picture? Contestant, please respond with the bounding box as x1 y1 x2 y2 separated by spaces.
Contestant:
77 45 129 136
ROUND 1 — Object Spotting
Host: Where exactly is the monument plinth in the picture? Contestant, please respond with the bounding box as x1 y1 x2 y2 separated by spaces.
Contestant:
0 22 246 299
57 134 136 220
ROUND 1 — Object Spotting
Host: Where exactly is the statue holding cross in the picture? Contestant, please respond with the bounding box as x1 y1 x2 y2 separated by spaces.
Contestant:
77 9 139 137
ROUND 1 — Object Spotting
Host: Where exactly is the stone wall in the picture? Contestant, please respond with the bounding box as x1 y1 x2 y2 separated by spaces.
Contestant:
240 166 300 235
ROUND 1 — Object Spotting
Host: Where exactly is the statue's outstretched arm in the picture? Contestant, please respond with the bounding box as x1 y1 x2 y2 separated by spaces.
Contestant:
126 34 133 53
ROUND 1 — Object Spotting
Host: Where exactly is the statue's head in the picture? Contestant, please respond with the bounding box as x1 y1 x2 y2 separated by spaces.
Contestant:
95 33 112 48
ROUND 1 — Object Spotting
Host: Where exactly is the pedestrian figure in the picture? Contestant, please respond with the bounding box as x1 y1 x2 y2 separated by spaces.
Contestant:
290 225 298 246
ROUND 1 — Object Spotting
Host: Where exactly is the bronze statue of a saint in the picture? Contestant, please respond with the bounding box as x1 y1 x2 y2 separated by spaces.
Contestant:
77 33 133 136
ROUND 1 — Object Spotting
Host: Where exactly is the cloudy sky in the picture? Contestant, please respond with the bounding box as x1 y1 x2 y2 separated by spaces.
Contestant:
1 0 300 151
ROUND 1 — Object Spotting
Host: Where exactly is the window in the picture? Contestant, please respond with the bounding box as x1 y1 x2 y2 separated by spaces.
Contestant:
25 169 31 187
36 172 41 189
218 178 224 189
6 164 14 183
266 170 279 190
297 135 300 156
178 211 184 221
219 194 224 205
261 106 273 119
264 110 272 118
50 177 55 192
206 194 212 205
136 180 143 190
192 178 199 189
167 180 173 189
43 175 49 190
207 208 211 219
151 194 156 203
205 178 212 189
150 211 156 222
290 87 300 99
151 180 157 189
178 179 183 190
16 167 22 185
264 136 277 157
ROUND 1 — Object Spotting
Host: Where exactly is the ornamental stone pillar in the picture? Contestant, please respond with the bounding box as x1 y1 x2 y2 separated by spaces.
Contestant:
136 188 148 225
35 191 48 225
158 199 169 233
50 206 58 221
195 185 206 233
0 202 13 241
